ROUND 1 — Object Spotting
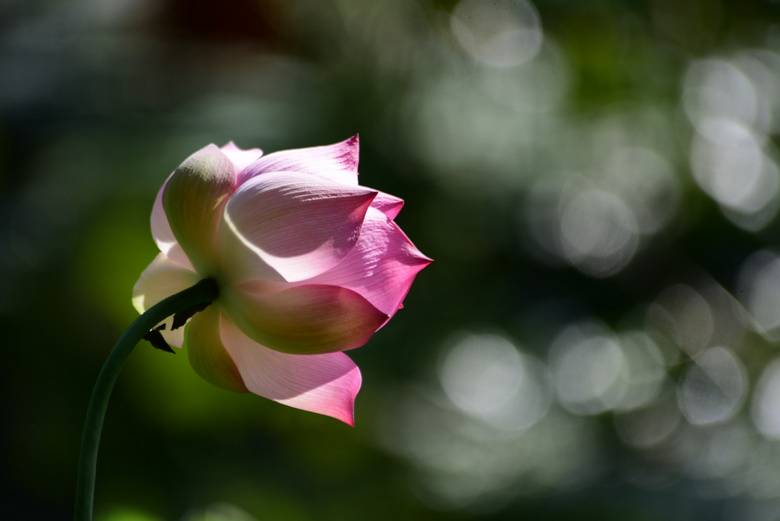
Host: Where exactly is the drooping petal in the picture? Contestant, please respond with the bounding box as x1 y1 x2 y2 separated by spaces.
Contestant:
220 172 376 283
370 191 405 220
150 179 194 270
220 315 361 425
238 135 360 186
220 142 263 175
303 207 432 315
164 144 236 275
132 253 201 348
219 284 388 355
185 305 248 393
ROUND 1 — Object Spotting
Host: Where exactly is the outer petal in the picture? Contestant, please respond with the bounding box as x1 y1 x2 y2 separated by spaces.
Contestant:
219 284 388 355
150 178 194 270
132 253 201 348
186 305 248 393
220 315 362 425
238 135 360 186
303 207 432 315
220 171 377 283
220 142 263 175
370 191 405 220
164 144 236 275
151 143 256 271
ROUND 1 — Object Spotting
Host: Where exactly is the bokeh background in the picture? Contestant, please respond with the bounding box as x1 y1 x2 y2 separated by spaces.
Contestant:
4 0 780 519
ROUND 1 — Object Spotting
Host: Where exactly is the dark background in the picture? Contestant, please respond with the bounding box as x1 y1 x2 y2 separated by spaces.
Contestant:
3 0 780 519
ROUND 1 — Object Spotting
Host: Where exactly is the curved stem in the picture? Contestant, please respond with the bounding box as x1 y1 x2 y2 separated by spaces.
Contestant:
74 278 219 521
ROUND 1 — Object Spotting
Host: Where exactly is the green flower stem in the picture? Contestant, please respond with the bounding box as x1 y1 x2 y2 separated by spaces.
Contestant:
74 278 219 521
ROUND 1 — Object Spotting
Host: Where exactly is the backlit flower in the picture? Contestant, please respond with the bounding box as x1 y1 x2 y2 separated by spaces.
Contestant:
133 136 430 425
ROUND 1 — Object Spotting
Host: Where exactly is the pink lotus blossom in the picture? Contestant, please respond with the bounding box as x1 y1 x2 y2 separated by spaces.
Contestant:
132 136 431 425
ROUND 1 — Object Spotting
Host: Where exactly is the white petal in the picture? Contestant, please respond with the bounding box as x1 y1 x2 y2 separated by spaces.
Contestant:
132 253 201 347
220 141 263 175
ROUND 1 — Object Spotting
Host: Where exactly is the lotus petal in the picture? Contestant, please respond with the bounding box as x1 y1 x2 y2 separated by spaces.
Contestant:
220 284 387 355
164 145 236 275
150 180 194 271
220 316 361 425
221 172 376 283
302 207 431 315
220 142 263 175
132 253 201 347
238 135 360 186
186 306 248 393
370 191 404 220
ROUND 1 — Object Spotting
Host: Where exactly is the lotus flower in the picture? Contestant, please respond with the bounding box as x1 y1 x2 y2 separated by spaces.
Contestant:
132 136 430 425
